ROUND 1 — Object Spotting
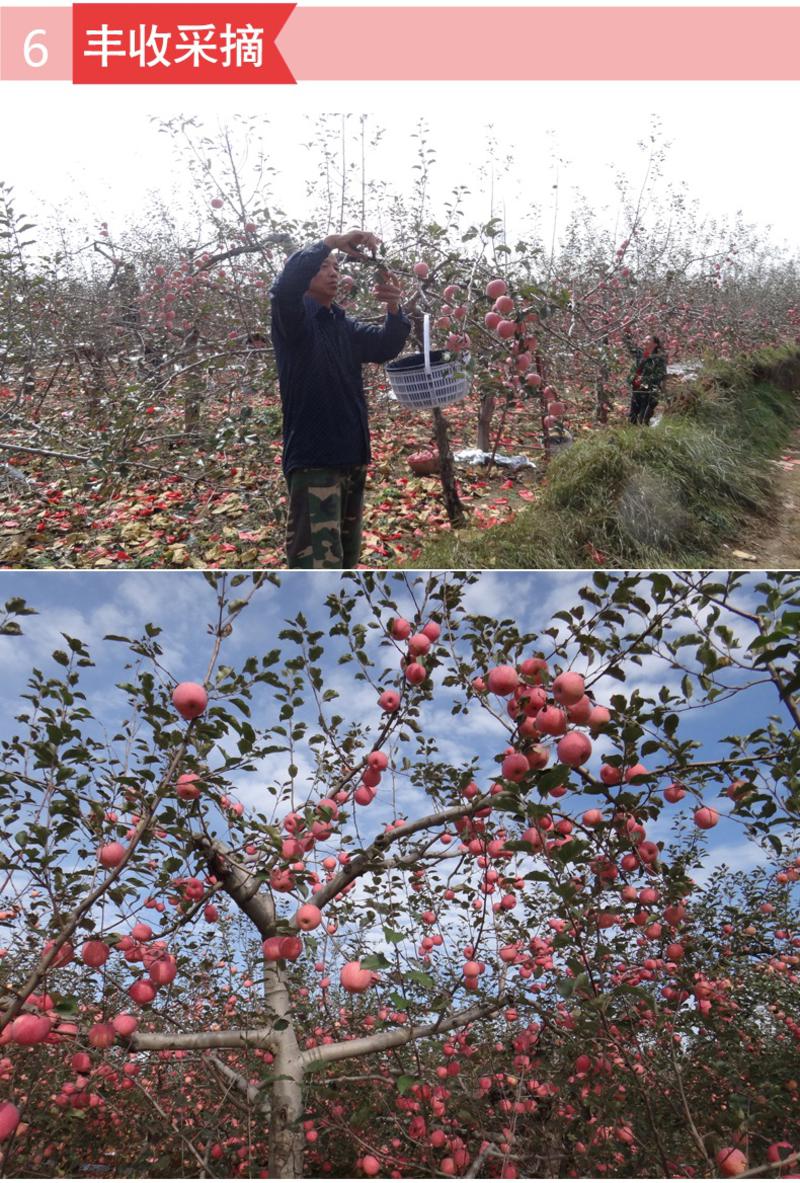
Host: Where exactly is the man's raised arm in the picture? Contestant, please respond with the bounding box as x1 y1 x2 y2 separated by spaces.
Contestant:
270 230 383 339
351 271 411 364
269 241 331 339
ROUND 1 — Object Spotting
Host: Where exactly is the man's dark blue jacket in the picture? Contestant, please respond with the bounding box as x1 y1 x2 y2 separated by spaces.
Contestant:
270 241 411 477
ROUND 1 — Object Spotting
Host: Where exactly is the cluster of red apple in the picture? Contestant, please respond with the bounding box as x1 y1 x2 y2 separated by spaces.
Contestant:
475 660 609 779
375 615 441 695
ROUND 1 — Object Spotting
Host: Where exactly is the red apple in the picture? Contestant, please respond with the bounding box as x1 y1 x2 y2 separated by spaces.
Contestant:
536 705 567 737
588 706 611 731
88 1022 116 1049
341 961 374 993
81 941 110 968
0 1102 20 1142
172 682 208 720
566 696 593 725
694 806 719 830
11 1015 51 1045
43 938 74 968
501 752 529 782
112 1013 138 1037
176 772 201 801
378 690 401 713
295 904 322 931
98 842 126 869
557 731 592 767
716 1148 747 1176
552 672 585 707
404 663 427 685
408 633 431 657
487 665 519 696
128 980 156 1006
149 955 177 986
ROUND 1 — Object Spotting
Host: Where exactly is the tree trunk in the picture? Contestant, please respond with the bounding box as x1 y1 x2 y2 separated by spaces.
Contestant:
269 1059 305 1179
432 407 466 528
22 355 36 401
264 963 305 1179
408 309 466 529
477 392 495 452
182 337 203 433
595 337 610 423
78 347 106 420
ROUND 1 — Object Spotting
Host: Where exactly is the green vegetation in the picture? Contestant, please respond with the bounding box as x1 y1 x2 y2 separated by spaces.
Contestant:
415 346 800 569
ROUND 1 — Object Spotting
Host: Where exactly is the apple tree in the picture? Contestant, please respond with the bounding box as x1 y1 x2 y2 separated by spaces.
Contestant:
0 569 798 1177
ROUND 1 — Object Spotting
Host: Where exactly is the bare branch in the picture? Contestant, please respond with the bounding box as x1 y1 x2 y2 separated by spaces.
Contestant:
128 1074 214 1176
208 1052 270 1111
740 1150 800 1179
130 1026 274 1052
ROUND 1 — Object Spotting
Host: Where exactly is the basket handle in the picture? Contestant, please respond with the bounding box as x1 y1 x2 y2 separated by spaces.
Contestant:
423 313 433 380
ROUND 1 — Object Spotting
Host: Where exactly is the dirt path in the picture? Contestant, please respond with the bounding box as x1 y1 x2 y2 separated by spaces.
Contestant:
718 430 800 570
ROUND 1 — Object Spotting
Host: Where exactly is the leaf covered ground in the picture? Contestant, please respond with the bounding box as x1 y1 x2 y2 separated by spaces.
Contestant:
0 375 619 569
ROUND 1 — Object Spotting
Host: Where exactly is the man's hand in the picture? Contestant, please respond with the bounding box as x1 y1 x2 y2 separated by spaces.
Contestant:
323 229 381 260
373 271 403 315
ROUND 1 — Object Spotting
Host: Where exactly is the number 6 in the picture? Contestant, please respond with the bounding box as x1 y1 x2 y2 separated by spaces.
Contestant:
24 28 48 68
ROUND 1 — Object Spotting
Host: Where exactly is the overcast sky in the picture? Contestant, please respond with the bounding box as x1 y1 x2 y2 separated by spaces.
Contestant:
3 83 799 256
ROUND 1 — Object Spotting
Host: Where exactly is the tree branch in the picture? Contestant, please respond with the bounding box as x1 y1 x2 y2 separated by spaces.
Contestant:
311 799 487 912
299 996 506 1071
1 729 197 1034
130 1026 274 1052
740 1150 800 1179
191 834 276 939
208 1052 270 1112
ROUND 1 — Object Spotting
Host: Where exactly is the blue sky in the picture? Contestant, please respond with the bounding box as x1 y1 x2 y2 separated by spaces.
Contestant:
0 568 792 895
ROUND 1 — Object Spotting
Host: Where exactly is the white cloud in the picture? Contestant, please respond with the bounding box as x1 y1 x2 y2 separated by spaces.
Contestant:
690 838 767 886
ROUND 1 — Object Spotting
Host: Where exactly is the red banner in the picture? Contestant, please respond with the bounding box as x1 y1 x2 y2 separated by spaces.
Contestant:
72 3 295 83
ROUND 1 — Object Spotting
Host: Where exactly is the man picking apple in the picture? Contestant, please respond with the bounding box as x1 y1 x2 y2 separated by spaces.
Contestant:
270 230 410 568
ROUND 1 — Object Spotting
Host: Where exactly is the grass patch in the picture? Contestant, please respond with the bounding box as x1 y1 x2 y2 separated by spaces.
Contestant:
414 345 800 570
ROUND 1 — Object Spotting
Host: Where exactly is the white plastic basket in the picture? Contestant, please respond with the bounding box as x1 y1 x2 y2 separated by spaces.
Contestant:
386 314 470 409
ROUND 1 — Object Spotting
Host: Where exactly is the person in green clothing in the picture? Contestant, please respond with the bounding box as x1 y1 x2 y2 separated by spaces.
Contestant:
626 333 668 425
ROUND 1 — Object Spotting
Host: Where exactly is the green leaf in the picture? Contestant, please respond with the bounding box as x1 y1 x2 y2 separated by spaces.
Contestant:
361 952 391 971
406 969 435 989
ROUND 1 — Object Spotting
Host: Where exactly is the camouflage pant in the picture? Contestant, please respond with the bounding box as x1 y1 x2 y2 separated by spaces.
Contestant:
629 388 659 425
285 466 367 569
